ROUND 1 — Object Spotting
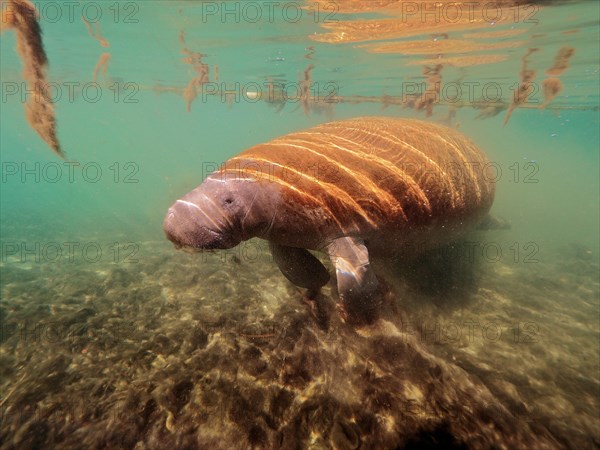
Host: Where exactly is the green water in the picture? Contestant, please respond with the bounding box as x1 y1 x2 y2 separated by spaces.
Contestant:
1 1 599 449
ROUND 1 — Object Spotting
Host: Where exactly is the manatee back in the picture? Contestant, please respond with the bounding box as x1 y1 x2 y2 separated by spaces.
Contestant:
221 117 495 236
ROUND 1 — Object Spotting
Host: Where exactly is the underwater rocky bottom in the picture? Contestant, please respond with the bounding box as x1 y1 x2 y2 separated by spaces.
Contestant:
0 234 598 450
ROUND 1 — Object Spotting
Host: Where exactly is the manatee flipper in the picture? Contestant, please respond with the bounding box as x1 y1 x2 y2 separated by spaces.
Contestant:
477 214 511 230
327 236 382 325
269 242 330 292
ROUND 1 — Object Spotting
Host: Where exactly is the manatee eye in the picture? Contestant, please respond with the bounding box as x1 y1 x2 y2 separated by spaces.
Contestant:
224 198 234 205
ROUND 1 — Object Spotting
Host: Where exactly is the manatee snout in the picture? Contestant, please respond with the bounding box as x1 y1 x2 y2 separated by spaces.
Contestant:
163 198 240 250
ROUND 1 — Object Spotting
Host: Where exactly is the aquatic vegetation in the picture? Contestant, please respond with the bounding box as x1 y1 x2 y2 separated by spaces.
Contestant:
414 64 443 117
81 17 111 84
546 46 576 77
504 48 539 125
81 16 109 48
536 46 575 109
299 63 315 115
0 0 63 158
92 53 111 84
0 237 597 448
179 30 211 112
541 77 564 108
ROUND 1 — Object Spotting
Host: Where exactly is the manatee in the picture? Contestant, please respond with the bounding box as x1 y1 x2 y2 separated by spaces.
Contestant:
164 117 495 324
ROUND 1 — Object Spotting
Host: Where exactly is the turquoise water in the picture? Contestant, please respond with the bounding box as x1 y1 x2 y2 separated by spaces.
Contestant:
1 1 599 449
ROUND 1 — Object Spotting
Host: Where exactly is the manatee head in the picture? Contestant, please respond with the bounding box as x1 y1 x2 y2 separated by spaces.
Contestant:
163 175 278 251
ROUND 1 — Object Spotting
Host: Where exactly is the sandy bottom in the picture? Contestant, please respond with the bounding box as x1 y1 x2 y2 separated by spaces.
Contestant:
0 233 598 450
